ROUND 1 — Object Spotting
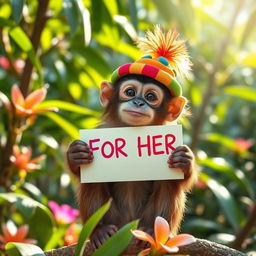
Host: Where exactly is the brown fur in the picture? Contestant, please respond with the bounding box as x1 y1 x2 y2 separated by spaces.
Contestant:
78 176 196 234
76 75 197 234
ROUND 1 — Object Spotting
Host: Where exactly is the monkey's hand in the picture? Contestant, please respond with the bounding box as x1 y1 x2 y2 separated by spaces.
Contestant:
90 224 118 250
167 145 194 180
67 140 93 176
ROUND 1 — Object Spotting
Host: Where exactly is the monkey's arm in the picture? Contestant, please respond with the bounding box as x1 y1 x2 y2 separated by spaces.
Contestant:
168 145 198 191
68 141 118 250
66 140 94 176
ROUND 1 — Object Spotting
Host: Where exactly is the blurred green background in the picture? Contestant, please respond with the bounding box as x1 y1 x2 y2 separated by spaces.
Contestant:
0 0 255 253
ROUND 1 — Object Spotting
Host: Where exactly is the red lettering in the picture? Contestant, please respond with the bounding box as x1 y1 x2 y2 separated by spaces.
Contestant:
137 135 151 157
101 141 114 158
89 138 100 152
165 134 176 154
152 135 164 155
115 138 128 158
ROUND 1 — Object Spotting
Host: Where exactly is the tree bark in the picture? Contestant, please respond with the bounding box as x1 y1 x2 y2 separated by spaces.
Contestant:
44 239 246 256
232 203 256 250
19 0 49 96
190 0 244 152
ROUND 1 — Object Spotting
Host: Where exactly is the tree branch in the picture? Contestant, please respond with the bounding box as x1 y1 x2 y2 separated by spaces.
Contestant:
19 0 49 96
232 202 256 250
190 0 244 152
44 239 246 256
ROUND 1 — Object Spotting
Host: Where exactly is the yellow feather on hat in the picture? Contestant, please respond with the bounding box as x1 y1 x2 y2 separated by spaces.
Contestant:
136 25 191 79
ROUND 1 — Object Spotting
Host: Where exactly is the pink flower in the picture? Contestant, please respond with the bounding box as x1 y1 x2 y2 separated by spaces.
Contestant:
48 201 79 225
11 85 56 116
14 59 25 73
132 216 196 256
10 145 45 172
234 138 253 152
0 224 36 250
196 178 207 189
0 57 24 73
0 56 10 70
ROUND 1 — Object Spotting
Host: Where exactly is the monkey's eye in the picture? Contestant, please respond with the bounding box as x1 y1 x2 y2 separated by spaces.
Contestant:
145 92 157 102
125 88 136 97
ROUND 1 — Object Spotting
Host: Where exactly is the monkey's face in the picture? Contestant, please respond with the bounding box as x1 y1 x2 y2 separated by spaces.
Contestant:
118 80 165 126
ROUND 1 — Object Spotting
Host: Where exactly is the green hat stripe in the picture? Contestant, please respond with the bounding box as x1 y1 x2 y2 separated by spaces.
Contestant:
111 69 119 83
169 79 182 96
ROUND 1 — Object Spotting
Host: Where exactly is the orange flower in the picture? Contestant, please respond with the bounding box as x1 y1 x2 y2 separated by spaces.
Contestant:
10 145 45 172
132 216 196 256
64 224 80 246
11 85 55 115
0 224 36 249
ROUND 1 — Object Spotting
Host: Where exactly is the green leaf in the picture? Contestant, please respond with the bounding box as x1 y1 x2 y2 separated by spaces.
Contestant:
183 218 223 233
54 60 67 84
76 200 112 256
44 226 67 251
241 52 256 68
224 86 256 102
9 26 42 84
92 220 138 256
10 0 25 24
92 2 119 50
76 0 91 45
74 47 111 77
203 133 237 150
21 182 44 203
6 242 45 256
0 193 35 217
63 0 79 35
41 112 79 139
68 82 82 100
0 193 54 247
128 0 138 30
0 4 11 19
240 7 256 47
198 157 254 198
152 0 197 37
103 0 118 17
117 41 141 60
9 26 32 52
0 17 16 27
190 84 202 107
38 100 100 116
114 15 137 41
195 7 227 32
200 173 245 230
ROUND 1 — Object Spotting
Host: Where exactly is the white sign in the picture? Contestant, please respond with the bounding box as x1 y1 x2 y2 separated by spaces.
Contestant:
80 125 184 183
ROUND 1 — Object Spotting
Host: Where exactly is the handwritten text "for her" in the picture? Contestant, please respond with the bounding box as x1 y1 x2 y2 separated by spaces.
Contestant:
88 134 176 159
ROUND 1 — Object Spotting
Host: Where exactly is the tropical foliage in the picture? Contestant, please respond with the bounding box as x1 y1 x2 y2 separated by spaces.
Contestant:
0 0 255 255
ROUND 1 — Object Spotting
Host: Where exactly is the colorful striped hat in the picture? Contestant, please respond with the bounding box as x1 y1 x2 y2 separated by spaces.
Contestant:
111 25 191 97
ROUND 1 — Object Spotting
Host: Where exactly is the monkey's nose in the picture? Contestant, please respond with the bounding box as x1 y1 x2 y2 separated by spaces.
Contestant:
133 99 145 107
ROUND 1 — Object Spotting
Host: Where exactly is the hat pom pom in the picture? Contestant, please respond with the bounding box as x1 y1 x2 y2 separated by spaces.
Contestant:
136 25 191 79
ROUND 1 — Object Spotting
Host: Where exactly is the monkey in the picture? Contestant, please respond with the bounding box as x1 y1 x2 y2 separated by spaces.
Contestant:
67 26 198 249
67 74 197 249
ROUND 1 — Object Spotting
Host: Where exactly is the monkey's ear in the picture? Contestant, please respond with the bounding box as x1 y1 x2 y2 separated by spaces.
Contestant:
166 96 187 122
100 81 113 108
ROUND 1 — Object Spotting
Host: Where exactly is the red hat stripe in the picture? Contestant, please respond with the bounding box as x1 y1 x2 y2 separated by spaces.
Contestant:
141 64 159 78
118 63 132 76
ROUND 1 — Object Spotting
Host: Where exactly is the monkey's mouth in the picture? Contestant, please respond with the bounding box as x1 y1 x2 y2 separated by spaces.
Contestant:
123 110 149 117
